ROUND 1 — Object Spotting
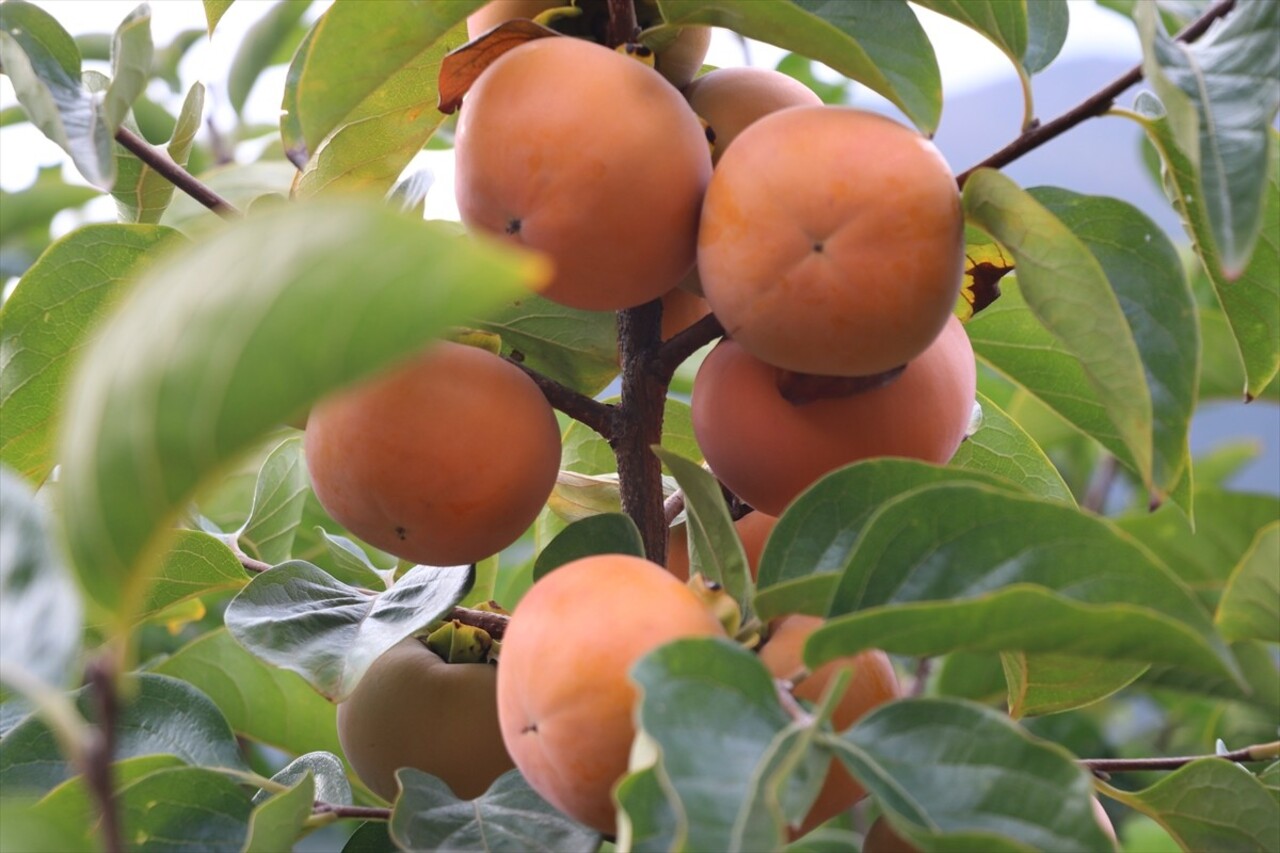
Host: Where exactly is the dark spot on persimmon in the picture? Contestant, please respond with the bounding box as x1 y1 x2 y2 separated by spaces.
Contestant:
395 526 407 540
506 217 521 235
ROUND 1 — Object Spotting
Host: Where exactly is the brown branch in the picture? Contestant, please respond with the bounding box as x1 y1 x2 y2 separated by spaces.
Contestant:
83 657 123 853
311 803 392 820
604 0 639 48
114 126 239 218
1083 741 1278 776
613 300 669 563
956 0 1237 187
505 356 615 440
653 312 725 382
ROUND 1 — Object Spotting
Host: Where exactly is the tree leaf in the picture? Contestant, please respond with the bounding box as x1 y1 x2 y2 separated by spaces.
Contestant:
532 513 645 581
203 0 235 35
1102 758 1280 852
0 673 245 796
235 436 307 565
390 768 600 852
1130 102 1279 399
963 170 1156 492
153 627 342 760
950 391 1075 505
1138 0 1280 277
1215 521 1280 643
652 447 752 621
754 460 1012 621
254 751 349 806
831 698 1114 851
0 166 98 242
0 1 115 188
1022 0 1070 73
135 528 247 622
0 467 82 690
103 4 153 131
228 0 309 116
243 770 313 853
0 222 180 483
810 481 1239 684
118 766 252 852
112 82 204 224
562 397 699 476
343 821 394 852
161 161 297 235
1001 652 1146 719
224 561 474 701
280 0 482 166
656 0 941 134
0 797 95 853
56 201 546 625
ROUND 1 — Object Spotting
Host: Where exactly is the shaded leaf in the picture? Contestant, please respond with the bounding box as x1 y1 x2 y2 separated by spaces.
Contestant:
532 513 644 581
118 766 252 852
0 223 180 483
243 770 313 853
390 768 599 852
950 391 1075 505
136 528 247 622
25 756 182 852
56 201 545 624
235 436 307 565
224 561 473 701
1022 0 1070 73
1002 652 1146 718
103 3 153 131
656 0 941 134
1215 521 1280 643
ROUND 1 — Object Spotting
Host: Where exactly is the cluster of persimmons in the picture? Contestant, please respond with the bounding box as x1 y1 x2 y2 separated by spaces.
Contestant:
304 0 990 844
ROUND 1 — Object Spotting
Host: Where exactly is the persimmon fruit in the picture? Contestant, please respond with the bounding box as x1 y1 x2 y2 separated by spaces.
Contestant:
496 554 726 833
759 615 901 835
455 37 711 311
697 105 964 377
691 314 976 516
305 342 560 566
337 638 514 801
683 67 822 165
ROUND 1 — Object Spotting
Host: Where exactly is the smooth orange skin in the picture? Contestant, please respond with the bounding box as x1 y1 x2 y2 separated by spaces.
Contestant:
863 798 1116 850
666 511 776 583
466 0 558 39
305 342 561 566
455 38 711 311
692 315 976 516
698 106 964 376
759 616 901 836
497 555 726 833
684 67 822 165
337 639 514 801
660 286 712 341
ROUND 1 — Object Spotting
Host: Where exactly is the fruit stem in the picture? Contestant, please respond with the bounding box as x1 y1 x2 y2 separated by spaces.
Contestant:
614 299 669 563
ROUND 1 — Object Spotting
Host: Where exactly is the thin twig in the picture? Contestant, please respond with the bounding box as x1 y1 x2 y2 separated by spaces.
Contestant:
83 657 123 853
909 658 932 698
311 802 393 820
956 0 1237 187
1082 741 1279 775
663 489 685 526
1082 455 1120 514
114 126 239 218
653 313 724 382
505 356 615 440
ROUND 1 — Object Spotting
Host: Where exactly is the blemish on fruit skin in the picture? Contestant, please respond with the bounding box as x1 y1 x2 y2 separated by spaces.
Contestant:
505 217 522 235
522 722 538 734
395 526 407 540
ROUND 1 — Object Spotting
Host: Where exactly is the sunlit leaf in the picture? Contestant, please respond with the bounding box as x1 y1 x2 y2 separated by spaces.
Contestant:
102 4 153 131
112 82 204 224
1215 521 1280 643
228 0 310 116
235 436 307 566
950 391 1075 505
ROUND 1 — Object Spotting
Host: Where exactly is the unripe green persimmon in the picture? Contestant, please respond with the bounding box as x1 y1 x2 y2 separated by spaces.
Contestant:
337 638 514 801
496 554 726 833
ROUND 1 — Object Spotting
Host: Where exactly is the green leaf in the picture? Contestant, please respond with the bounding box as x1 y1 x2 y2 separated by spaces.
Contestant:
243 770 313 853
614 763 680 852
24 756 181 851
1199 307 1280 403
0 467 82 689
657 0 941 134
964 170 1157 492
254 751 349 806
532 513 645 581
1022 0 1070 73
390 768 600 852
1030 187 1198 502
112 82 204 224
56 201 546 624
204 0 235 35
280 0 482 165
1139 1 1280 277
652 447 753 621
161 161 297 235
950 391 1075 505
343 821 393 852
810 481 1239 684
562 396 700 476
0 797 95 853
0 1 115 187
235 436 307 565
1001 652 1146 718
0 166 97 241
224 561 473 701
0 673 245 796
831 698 1114 851
313 529 395 590
103 4 153 131
118 766 252 852
136 528 247 622
228 0 309 116
1103 759 1280 852
754 460 1011 621
472 293 619 397
153 628 343 761
1132 103 1279 398
1215 521 1280 643
0 223 180 483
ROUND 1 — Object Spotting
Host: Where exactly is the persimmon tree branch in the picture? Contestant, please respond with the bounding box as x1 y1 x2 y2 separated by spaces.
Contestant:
505 357 615 440
83 656 123 853
653 312 725 382
114 126 239 218
1083 741 1279 776
614 299 670 563
956 0 1236 187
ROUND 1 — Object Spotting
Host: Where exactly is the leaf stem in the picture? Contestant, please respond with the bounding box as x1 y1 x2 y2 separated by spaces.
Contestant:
311 802 393 820
956 0 1237 187
114 126 239 218
1082 741 1278 775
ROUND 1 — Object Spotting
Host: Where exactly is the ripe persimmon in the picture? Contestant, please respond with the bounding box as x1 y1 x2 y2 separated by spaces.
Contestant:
683 67 822 165
697 106 964 376
691 315 976 516
305 342 560 566
496 554 726 833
